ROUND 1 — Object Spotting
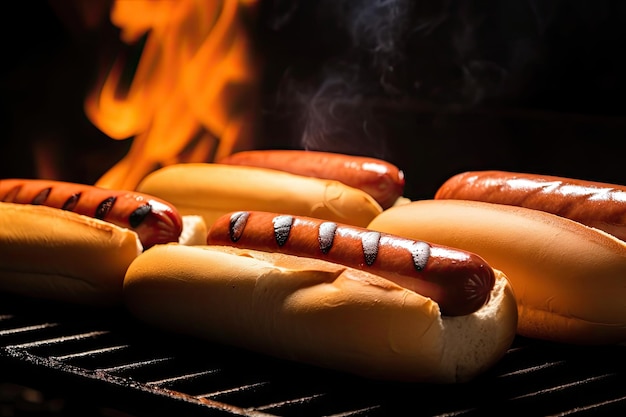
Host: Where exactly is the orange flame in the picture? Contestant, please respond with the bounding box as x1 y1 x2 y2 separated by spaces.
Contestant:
86 0 260 190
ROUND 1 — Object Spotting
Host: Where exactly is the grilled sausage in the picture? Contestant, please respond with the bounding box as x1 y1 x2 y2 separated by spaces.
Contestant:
218 150 406 209
0 179 183 249
435 170 626 242
206 210 496 316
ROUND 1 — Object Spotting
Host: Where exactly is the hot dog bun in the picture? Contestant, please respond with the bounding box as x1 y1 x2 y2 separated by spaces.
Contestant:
123 244 517 383
178 215 208 246
367 199 626 345
135 163 383 228
0 202 142 306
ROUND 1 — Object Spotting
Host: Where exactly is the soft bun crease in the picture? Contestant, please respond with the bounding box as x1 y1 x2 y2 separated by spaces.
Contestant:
0 202 142 306
123 244 517 383
135 163 383 229
367 199 626 345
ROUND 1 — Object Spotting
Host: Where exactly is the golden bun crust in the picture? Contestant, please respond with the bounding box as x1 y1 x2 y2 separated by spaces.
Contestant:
367 199 626 344
0 202 142 306
123 244 517 383
135 163 383 228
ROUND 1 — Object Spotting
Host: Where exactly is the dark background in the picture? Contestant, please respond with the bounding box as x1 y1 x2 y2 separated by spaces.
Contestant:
1 0 625 201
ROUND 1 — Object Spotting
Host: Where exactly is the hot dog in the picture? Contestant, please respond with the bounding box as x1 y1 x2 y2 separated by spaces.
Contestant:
123 244 518 382
0 202 142 305
136 163 384 229
367 199 626 345
206 210 496 316
217 150 406 209
434 170 626 242
0 178 184 249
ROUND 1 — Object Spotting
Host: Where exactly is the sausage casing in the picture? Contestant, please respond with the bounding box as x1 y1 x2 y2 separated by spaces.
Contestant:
435 171 626 242
218 150 405 209
206 210 496 316
0 179 183 249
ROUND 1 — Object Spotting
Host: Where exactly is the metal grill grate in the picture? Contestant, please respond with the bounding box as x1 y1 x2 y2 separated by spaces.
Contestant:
1 293 625 417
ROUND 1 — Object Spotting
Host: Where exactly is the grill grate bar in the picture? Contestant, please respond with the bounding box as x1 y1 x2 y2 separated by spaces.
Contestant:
0 322 59 336
547 395 626 417
253 393 326 412
95 356 174 373
2 347 271 417
197 382 270 399
0 314 14 320
432 408 475 417
510 373 615 401
497 360 565 377
4 330 109 348
51 345 130 360
324 405 383 417
146 370 220 387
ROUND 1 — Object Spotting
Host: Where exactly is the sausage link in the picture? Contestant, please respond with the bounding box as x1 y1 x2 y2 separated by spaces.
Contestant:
0 179 183 249
207 210 495 316
218 150 405 209
435 171 626 242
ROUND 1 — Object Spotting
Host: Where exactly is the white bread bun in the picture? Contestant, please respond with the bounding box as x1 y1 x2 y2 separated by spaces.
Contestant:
178 215 208 246
123 244 517 383
0 202 142 306
135 163 383 229
367 199 626 345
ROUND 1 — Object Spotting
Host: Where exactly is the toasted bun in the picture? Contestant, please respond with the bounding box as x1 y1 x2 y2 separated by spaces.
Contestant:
367 199 626 345
135 163 383 228
123 244 517 383
0 202 142 306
